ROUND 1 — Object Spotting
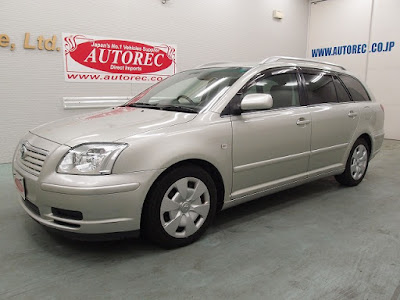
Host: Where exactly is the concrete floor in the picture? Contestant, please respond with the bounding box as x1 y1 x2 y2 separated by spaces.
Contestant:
1 140 400 300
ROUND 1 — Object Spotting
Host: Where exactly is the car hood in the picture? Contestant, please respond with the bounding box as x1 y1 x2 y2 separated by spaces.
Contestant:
30 107 197 146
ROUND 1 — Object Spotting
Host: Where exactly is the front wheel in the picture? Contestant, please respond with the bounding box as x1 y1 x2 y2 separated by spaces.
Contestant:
141 164 217 248
335 138 370 186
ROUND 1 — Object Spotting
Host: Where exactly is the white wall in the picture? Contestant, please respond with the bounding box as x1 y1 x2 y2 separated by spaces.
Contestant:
307 0 400 140
367 0 400 141
0 0 310 163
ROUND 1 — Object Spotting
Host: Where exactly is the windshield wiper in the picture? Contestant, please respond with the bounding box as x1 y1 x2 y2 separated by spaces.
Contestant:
159 105 198 113
125 102 161 110
125 103 198 113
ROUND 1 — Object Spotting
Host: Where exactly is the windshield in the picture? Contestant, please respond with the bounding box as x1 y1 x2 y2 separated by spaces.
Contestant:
124 67 249 112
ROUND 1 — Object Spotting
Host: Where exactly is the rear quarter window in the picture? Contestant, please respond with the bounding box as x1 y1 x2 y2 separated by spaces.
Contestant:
333 76 352 103
339 75 371 102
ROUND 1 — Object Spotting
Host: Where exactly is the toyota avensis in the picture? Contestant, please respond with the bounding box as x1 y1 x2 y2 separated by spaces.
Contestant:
12 56 385 248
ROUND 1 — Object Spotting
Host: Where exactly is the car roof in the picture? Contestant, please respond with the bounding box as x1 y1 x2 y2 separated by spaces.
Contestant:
196 56 350 74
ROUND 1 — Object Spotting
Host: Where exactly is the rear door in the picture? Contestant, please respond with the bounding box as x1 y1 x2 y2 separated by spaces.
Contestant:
301 69 360 174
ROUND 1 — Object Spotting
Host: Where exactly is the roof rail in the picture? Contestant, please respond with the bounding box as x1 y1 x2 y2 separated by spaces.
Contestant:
260 56 346 70
196 62 232 68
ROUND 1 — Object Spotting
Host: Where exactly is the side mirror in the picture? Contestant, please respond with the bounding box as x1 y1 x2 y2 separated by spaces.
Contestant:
240 93 273 112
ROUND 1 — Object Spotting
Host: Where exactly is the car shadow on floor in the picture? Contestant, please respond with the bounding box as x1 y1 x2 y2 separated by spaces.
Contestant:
26 176 343 257
212 176 341 231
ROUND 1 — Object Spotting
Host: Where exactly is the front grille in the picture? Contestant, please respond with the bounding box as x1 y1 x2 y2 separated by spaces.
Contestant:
17 142 48 176
24 198 40 216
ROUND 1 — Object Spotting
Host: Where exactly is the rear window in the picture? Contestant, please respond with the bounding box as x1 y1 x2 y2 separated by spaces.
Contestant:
339 75 370 102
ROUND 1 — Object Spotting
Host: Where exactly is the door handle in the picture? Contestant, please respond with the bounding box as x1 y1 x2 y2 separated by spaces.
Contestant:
296 118 311 126
348 110 358 118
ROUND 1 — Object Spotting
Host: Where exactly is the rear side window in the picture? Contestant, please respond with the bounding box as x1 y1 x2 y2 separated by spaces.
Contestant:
333 76 352 103
339 75 370 102
303 73 337 104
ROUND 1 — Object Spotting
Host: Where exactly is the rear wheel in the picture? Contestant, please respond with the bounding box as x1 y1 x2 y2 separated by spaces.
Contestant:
141 164 217 248
335 138 370 186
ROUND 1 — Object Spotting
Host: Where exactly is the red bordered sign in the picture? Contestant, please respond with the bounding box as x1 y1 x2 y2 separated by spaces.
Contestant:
62 33 177 83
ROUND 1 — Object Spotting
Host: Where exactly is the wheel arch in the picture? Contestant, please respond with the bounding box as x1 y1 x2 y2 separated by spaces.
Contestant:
140 159 225 230
358 133 372 156
165 159 225 212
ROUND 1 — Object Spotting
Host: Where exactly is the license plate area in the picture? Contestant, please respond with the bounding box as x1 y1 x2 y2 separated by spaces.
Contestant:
14 173 26 199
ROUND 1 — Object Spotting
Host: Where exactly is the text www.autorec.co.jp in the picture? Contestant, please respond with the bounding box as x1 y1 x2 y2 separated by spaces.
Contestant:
311 41 395 57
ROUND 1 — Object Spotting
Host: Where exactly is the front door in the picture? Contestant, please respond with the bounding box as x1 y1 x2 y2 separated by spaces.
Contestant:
230 68 311 199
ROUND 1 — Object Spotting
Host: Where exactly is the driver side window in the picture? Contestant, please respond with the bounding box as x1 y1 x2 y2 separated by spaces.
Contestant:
243 72 300 109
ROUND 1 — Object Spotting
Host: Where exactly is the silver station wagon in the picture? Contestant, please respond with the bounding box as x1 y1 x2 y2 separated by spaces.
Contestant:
13 56 385 248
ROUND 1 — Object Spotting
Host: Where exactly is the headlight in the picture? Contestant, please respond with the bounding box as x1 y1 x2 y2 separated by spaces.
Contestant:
57 143 127 175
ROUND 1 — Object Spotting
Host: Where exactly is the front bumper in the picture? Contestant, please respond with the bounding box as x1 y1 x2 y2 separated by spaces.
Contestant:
12 133 163 236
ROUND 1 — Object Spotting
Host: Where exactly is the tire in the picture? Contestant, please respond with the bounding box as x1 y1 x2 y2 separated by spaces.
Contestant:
335 138 370 187
141 164 217 248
